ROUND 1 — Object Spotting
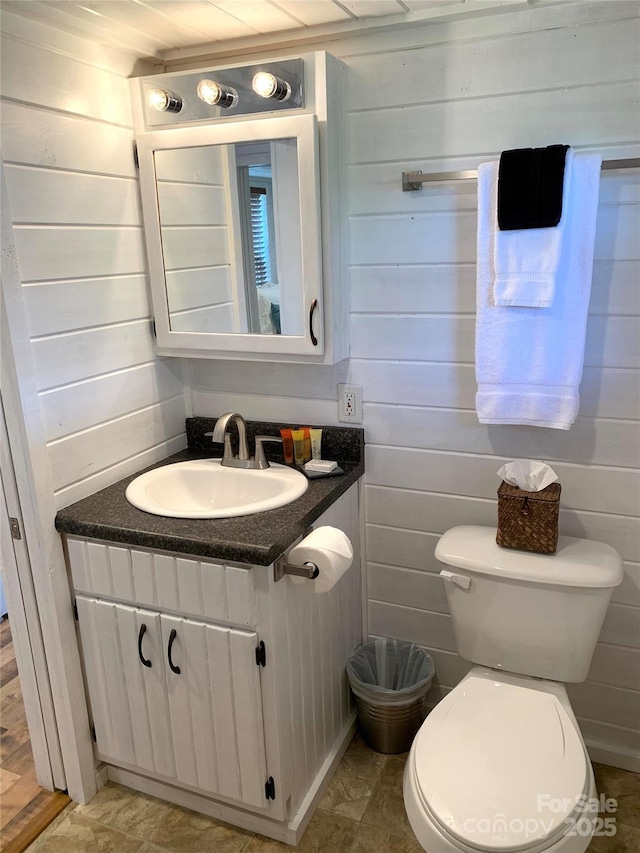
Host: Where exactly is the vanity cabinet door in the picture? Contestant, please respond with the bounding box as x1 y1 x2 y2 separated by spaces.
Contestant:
160 615 268 808
76 597 175 778
77 598 268 809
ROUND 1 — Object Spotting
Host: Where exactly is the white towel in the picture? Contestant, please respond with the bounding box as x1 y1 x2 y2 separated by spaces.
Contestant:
494 149 573 308
475 153 602 430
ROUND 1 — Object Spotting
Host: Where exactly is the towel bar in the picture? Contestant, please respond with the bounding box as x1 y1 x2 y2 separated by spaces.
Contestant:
401 157 640 191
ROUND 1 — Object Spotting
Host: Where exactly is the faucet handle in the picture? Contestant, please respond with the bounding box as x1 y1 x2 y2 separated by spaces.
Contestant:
254 435 283 469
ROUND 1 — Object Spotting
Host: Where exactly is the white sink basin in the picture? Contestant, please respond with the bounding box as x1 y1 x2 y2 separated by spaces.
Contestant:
125 459 308 519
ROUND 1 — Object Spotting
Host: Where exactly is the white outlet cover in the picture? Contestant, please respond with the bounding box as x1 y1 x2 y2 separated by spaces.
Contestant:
338 383 363 423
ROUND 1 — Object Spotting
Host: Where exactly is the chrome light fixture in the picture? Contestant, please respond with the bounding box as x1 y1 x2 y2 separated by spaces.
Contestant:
140 59 302 126
146 87 182 113
252 71 291 102
197 79 238 109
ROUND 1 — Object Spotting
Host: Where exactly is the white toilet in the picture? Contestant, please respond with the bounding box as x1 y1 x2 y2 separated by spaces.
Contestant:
404 525 623 853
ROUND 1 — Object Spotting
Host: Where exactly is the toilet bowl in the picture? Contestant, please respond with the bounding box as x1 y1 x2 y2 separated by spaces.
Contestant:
404 669 596 853
403 526 623 853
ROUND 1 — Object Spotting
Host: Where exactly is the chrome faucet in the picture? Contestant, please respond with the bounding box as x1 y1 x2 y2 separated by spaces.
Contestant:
206 412 283 470
209 412 250 462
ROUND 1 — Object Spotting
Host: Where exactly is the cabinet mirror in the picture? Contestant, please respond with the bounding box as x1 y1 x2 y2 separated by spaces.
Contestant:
136 114 323 356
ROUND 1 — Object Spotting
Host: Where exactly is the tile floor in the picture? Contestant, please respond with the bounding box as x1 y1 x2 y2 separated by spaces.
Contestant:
26 734 640 853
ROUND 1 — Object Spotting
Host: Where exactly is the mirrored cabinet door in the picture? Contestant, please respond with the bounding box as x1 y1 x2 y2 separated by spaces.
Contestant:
136 114 323 357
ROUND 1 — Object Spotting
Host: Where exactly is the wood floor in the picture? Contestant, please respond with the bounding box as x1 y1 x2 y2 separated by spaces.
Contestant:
0 618 70 853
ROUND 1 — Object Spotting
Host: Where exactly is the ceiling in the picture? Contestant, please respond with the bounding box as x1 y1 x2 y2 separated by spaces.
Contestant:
0 0 472 59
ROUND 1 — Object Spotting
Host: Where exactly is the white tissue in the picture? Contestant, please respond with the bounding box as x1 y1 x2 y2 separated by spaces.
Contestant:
497 460 559 492
287 526 353 593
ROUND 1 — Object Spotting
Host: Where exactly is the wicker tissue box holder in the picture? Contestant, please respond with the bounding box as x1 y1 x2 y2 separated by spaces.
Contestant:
496 481 562 555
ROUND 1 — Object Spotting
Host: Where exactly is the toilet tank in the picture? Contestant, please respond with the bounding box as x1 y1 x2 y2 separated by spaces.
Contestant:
435 526 623 683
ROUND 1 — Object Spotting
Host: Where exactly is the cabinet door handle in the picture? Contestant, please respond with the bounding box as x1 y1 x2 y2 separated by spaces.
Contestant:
309 298 318 347
138 623 152 668
167 628 181 674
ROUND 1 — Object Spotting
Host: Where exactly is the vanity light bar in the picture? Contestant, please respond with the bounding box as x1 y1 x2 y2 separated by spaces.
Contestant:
139 58 303 126
146 75 294 114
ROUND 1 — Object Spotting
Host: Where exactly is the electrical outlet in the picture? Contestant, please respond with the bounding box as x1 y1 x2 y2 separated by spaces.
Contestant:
338 383 363 423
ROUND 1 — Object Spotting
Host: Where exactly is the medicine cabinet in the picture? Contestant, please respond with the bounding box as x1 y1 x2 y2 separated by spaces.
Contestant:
130 52 347 364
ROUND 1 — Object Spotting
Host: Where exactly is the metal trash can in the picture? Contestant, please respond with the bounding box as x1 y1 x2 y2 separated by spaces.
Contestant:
347 639 434 754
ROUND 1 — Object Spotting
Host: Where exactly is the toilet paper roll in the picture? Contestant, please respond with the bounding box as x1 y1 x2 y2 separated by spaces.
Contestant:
288 526 353 593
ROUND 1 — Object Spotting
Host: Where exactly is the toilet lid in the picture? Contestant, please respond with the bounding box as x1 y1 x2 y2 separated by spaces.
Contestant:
413 674 588 852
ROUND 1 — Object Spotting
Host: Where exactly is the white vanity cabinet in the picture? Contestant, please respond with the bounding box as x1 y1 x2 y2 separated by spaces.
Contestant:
65 485 362 845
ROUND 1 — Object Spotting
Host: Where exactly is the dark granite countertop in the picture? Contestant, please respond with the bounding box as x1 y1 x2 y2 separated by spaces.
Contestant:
55 418 365 566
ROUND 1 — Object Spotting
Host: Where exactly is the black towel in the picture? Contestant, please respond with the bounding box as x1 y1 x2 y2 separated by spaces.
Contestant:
498 145 570 230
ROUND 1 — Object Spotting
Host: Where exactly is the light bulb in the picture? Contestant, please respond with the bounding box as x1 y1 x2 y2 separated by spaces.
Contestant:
196 79 237 109
252 71 291 102
146 87 182 113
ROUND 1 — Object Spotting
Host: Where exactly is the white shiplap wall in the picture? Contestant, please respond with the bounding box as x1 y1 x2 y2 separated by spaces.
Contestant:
187 4 640 767
0 11 188 509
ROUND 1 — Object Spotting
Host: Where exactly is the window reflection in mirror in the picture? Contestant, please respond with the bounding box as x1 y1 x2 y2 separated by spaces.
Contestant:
154 138 303 336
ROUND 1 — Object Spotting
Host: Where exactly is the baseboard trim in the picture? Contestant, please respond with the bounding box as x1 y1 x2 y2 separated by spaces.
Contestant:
586 740 640 774
94 763 109 790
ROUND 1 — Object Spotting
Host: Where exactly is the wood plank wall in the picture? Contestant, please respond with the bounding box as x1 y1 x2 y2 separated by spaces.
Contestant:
0 11 188 510
186 4 640 767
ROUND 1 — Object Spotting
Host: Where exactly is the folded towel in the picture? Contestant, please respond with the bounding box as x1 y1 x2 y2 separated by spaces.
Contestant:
494 148 573 308
475 152 602 430
498 145 569 230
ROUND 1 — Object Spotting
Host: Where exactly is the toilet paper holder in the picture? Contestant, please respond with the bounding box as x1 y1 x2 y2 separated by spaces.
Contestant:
274 526 320 583
274 559 319 583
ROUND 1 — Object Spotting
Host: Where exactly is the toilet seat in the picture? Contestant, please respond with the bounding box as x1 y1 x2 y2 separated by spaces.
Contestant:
410 672 590 852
